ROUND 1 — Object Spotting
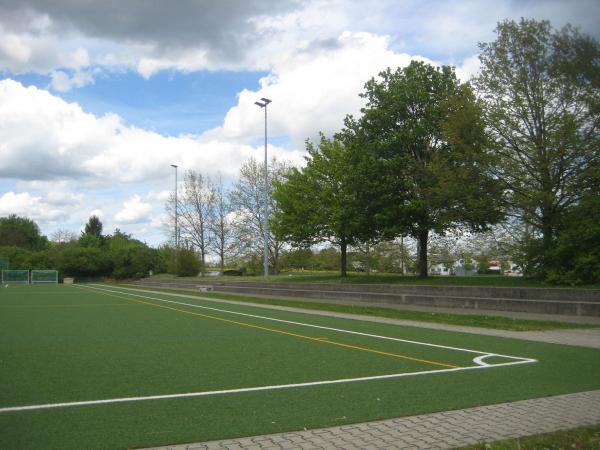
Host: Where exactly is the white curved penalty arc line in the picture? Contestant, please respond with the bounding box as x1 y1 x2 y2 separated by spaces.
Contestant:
0 358 535 414
81 284 538 366
473 353 537 367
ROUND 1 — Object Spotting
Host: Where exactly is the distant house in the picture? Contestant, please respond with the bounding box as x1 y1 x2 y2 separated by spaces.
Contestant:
429 263 452 276
429 258 478 276
489 260 502 273
429 258 522 277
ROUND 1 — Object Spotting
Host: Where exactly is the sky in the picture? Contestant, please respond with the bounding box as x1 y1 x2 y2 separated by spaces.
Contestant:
1 0 599 246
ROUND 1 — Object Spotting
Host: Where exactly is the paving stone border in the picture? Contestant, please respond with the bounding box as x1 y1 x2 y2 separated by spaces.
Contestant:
141 390 600 450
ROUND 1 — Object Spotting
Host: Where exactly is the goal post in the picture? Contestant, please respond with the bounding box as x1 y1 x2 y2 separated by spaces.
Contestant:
31 270 59 284
2 270 30 284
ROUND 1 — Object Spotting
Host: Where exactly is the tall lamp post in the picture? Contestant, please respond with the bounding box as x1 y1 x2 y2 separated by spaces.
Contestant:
254 97 271 277
171 164 179 249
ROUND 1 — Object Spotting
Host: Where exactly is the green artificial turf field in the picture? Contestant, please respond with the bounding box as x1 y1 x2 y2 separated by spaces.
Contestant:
1 284 600 450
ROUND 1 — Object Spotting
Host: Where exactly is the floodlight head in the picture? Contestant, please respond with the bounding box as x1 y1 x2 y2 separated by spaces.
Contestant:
255 98 272 108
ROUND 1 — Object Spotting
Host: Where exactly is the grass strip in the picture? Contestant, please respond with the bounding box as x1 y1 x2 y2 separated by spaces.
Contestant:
123 284 596 331
461 424 600 449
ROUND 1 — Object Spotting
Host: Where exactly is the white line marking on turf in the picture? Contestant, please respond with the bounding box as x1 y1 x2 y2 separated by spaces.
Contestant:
0 358 533 413
82 284 536 365
473 355 494 367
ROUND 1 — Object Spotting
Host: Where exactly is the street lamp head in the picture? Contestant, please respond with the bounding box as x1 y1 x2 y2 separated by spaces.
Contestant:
171 164 178 169
255 98 272 108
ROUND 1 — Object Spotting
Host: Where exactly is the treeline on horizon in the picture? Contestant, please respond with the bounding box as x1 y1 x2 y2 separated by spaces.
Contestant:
0 214 428 279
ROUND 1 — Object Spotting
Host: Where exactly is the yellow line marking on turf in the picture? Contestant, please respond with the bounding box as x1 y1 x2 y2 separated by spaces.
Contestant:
90 288 458 369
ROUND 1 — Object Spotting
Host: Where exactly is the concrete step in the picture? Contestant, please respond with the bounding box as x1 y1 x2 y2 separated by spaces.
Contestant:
212 285 600 316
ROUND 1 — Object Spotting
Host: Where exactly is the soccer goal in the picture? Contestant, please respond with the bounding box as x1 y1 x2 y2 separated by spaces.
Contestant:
31 270 59 284
2 270 30 284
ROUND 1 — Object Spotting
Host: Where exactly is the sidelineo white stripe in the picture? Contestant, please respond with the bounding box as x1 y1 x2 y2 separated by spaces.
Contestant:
0 359 533 414
83 284 536 365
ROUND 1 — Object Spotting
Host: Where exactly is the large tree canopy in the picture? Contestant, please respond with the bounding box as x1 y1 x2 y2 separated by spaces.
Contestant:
0 214 48 250
273 134 371 276
347 61 503 277
474 19 600 274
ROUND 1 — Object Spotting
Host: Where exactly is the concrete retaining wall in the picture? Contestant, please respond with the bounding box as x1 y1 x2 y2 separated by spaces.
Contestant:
135 279 600 317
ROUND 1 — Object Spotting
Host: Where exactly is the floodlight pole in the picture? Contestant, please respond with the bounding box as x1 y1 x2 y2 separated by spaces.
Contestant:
171 164 179 249
254 97 272 277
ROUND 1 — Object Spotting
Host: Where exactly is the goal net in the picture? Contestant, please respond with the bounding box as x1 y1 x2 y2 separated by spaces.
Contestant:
2 270 30 284
31 270 59 284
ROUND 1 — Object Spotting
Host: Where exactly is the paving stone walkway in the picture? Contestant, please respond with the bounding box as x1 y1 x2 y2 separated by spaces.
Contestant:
142 390 600 450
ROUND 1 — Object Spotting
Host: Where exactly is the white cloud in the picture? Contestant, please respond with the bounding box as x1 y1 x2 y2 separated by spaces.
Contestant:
0 32 32 65
1 0 598 83
88 208 103 219
455 54 481 82
114 195 153 224
49 69 94 92
0 191 78 222
205 31 434 145
146 190 172 203
0 79 305 186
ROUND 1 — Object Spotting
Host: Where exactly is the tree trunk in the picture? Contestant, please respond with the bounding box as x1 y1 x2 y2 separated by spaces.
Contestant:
219 242 225 274
417 229 429 278
400 235 405 275
200 249 206 277
541 212 554 252
540 207 554 276
273 244 280 275
340 238 348 277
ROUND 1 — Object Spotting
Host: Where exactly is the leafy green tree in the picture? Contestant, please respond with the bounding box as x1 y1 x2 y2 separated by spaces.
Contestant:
313 247 340 271
78 233 103 248
84 215 103 237
273 135 372 276
80 215 105 247
106 229 161 279
477 255 491 274
0 215 48 250
348 61 503 277
280 248 314 271
474 19 600 275
0 246 35 269
369 239 415 274
173 247 201 277
545 193 600 285
57 246 112 278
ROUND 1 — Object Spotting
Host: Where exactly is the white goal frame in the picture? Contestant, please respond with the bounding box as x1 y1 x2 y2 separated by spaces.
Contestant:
2 269 30 284
31 270 59 284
